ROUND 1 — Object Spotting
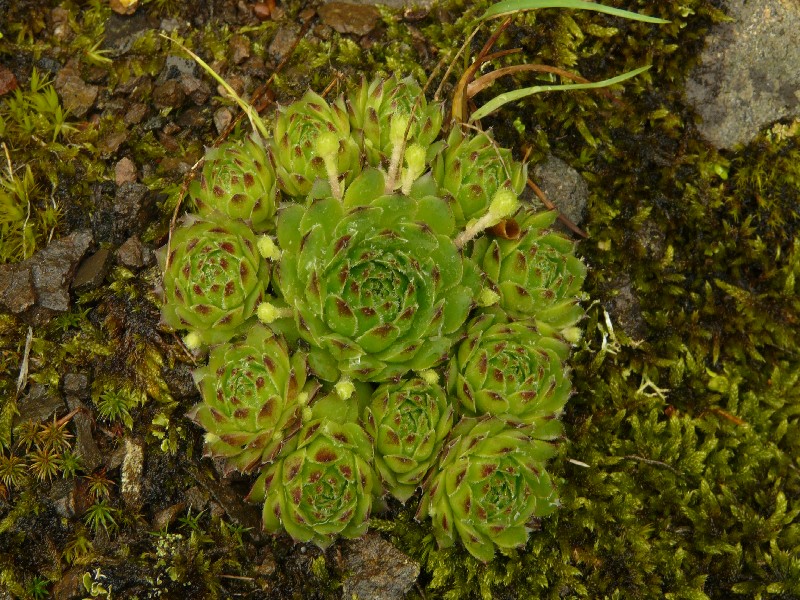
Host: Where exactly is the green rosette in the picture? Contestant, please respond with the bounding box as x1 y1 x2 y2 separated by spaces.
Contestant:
249 416 375 549
159 215 268 346
363 377 453 503
269 89 359 198
431 126 527 226
188 136 278 232
472 208 587 333
347 75 444 167
187 325 310 473
417 416 560 562
274 173 481 381
448 314 571 428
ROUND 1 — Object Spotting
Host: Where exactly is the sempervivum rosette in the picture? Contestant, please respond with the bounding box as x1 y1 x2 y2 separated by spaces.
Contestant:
188 136 278 232
187 325 311 473
269 89 359 199
472 209 587 336
159 215 269 347
273 174 481 382
348 75 443 167
248 408 375 548
363 375 453 503
417 417 560 562
432 126 527 226
448 313 572 428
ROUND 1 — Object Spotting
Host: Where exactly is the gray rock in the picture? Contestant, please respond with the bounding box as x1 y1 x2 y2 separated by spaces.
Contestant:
62 372 89 399
324 0 431 8
71 247 113 292
269 27 301 61
531 154 589 227
114 182 151 240
341 532 420 600
685 0 800 149
64 393 103 473
163 54 198 80
0 230 93 322
14 383 65 425
121 437 145 511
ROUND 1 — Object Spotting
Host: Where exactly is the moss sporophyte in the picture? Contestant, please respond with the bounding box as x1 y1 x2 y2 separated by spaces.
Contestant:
160 0 667 561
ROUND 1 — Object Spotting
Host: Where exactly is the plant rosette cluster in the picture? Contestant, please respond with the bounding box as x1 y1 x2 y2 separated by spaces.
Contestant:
160 75 586 561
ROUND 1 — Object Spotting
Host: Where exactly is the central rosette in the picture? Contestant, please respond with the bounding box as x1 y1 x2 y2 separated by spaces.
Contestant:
275 188 481 382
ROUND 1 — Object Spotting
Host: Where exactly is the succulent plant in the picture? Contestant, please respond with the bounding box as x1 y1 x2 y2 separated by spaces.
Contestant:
348 75 443 168
448 313 572 427
432 126 527 226
248 411 375 548
273 174 482 382
161 73 586 558
472 209 587 334
188 136 278 232
187 325 311 473
417 416 560 562
159 215 269 346
363 376 453 503
269 89 359 199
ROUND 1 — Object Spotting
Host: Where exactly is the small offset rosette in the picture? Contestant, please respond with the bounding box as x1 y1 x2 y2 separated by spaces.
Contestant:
187 325 310 473
363 376 453 503
248 413 375 549
417 416 560 562
448 314 572 429
159 215 269 347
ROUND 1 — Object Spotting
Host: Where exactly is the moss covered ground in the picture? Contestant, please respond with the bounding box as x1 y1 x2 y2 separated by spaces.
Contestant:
1 0 799 598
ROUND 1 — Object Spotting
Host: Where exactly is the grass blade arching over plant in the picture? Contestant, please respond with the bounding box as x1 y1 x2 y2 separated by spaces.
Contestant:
481 0 670 23
469 65 651 121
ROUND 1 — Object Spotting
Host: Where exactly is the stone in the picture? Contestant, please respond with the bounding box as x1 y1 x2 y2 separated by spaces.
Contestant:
115 236 147 268
152 79 185 110
71 247 113 292
269 27 300 60
318 2 381 37
323 0 432 8
531 154 589 227
121 438 145 511
0 265 36 313
114 182 151 240
62 372 90 399
124 102 148 125
341 532 420 600
54 67 98 118
64 393 103 473
214 107 233 134
685 0 800 149
0 64 19 96
115 157 138 185
14 383 65 425
0 230 93 322
230 34 251 65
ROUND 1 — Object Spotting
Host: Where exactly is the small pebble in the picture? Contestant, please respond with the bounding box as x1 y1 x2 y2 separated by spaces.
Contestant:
115 157 138 185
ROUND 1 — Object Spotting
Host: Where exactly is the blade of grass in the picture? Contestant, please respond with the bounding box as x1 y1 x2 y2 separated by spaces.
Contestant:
482 0 670 23
469 65 650 122
159 34 270 142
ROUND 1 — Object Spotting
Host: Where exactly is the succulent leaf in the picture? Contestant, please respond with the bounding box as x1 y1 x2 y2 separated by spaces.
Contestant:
432 126 527 226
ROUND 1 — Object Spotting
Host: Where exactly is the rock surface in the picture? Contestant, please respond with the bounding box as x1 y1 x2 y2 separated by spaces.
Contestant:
531 154 589 227
685 0 800 149
341 532 420 600
319 2 381 36
0 230 93 322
